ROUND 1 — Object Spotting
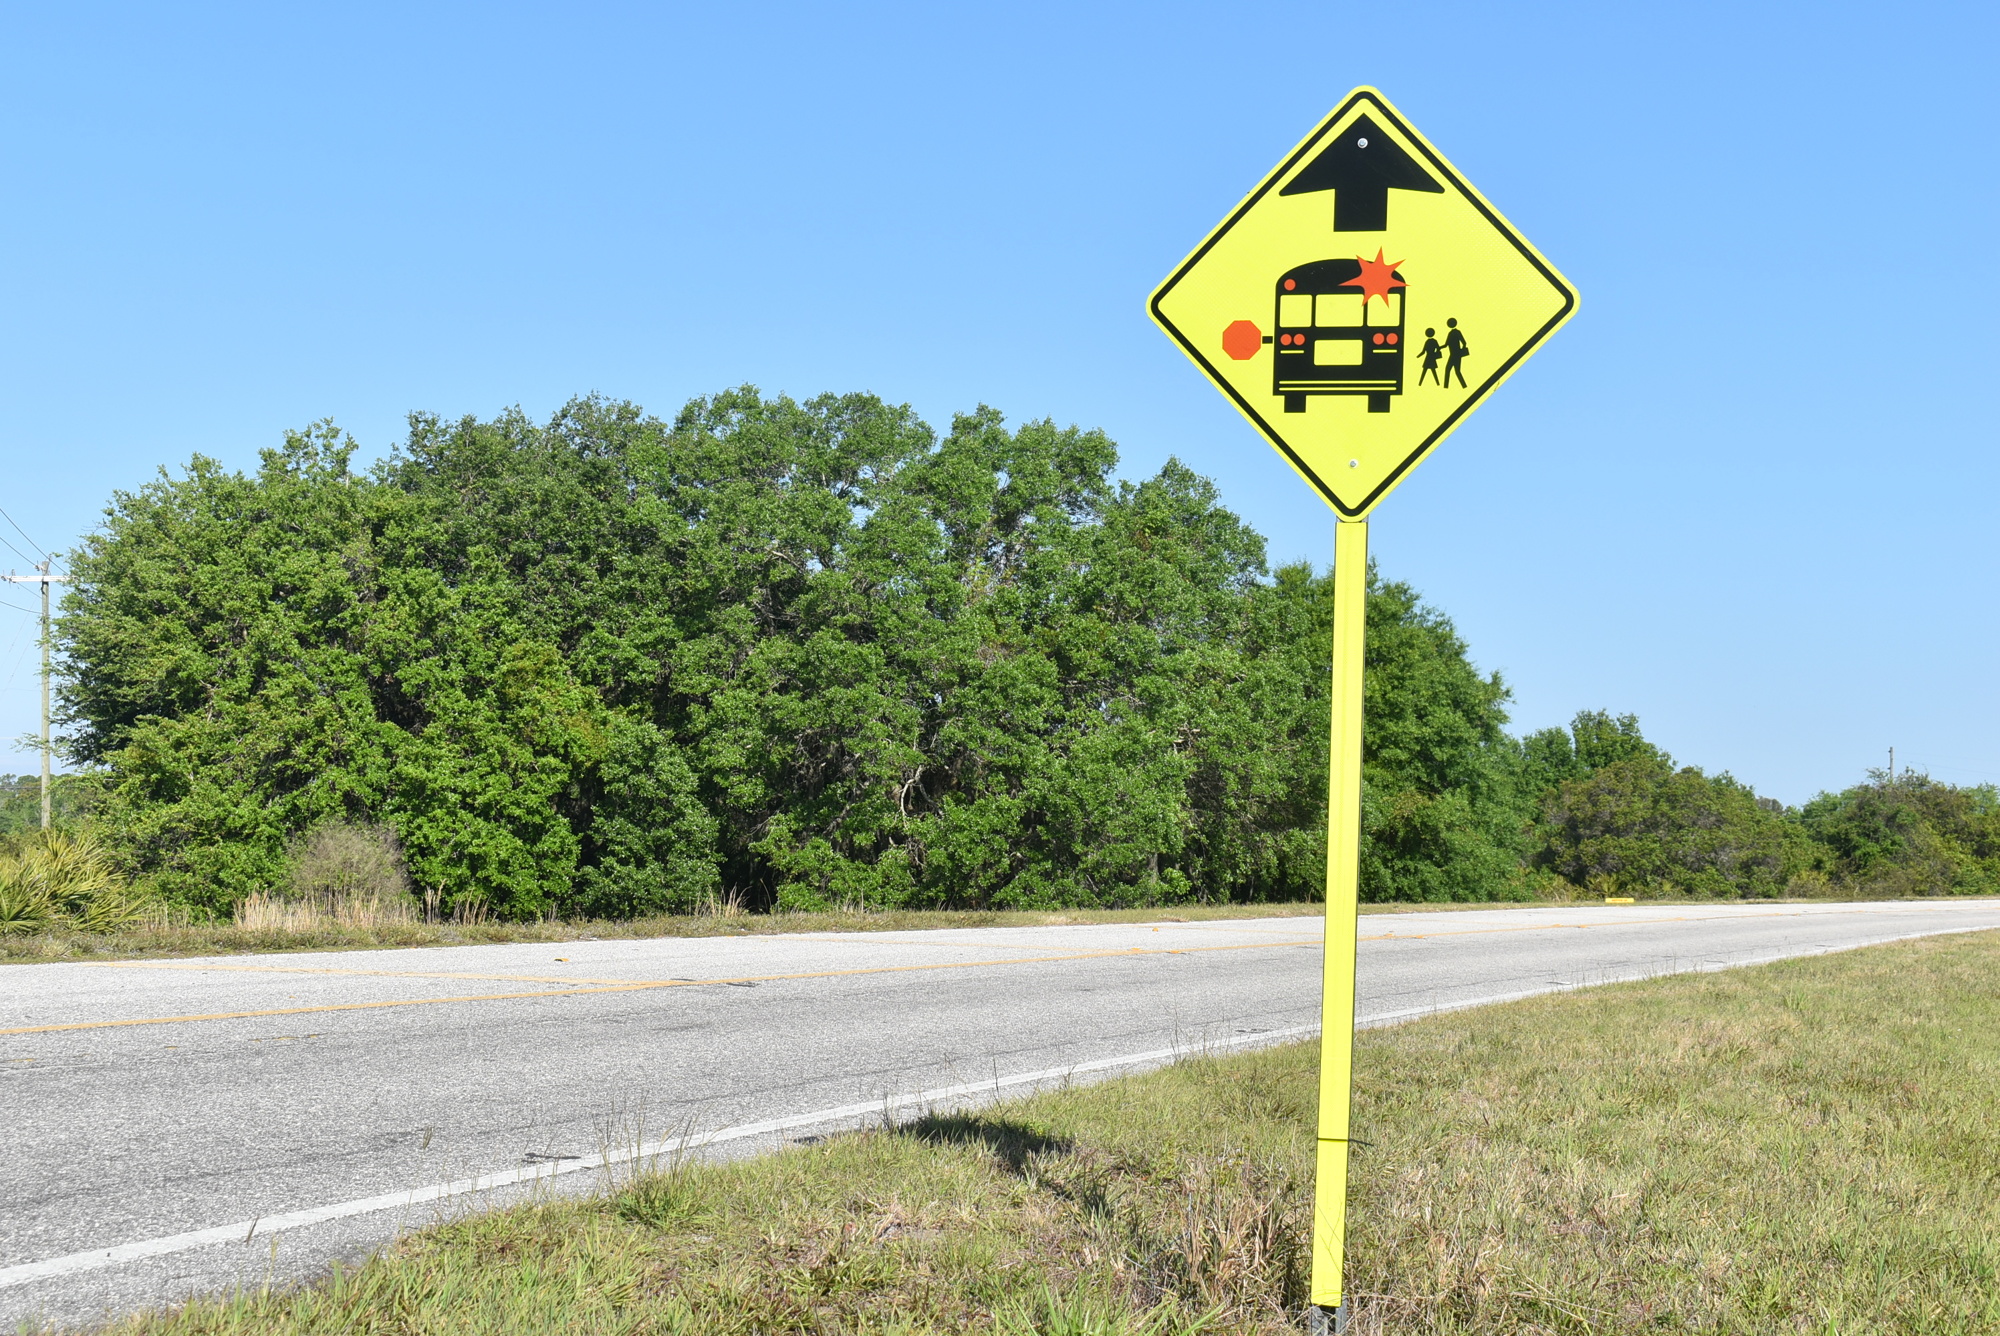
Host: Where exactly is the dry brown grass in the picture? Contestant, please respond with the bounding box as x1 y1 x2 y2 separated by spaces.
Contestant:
231 890 418 932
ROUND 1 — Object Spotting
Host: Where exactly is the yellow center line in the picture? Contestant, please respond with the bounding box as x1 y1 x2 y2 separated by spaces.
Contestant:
16 902 1989 1038
79 961 639 987
78 941 1155 984
3 938 1322 1037
75 925 1339 982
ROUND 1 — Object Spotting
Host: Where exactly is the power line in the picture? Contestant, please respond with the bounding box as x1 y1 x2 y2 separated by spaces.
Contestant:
0 505 47 560
0 597 37 617
0 532 37 568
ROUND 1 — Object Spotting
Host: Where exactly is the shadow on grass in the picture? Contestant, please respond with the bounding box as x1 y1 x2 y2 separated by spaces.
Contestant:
899 1112 1073 1176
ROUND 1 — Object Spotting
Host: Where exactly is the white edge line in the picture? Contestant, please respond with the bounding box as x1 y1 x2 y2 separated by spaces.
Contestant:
0 1022 1319 1290
8 919 1996 1292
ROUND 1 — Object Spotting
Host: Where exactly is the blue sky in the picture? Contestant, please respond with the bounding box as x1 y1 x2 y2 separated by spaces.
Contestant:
0 1 1993 804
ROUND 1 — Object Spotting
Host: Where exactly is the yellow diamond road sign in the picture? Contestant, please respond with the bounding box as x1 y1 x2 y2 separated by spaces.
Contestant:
1150 87 1577 517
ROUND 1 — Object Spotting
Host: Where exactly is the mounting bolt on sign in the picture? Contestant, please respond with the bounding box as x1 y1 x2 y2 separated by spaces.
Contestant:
1147 86 1577 1329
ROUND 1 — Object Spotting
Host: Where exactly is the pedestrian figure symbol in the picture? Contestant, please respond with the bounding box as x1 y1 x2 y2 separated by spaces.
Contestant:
1442 317 1469 388
1417 328 1443 386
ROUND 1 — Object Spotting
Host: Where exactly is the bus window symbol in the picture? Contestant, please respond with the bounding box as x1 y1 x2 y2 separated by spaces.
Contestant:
1272 258 1406 414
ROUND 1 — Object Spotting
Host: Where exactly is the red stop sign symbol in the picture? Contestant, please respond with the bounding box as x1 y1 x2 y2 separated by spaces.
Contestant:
1222 319 1263 361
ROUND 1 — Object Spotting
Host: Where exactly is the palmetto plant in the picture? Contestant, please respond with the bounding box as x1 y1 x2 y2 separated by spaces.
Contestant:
0 871 54 934
0 828 146 933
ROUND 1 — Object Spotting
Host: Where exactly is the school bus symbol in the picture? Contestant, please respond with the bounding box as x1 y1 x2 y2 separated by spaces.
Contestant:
1272 257 1406 414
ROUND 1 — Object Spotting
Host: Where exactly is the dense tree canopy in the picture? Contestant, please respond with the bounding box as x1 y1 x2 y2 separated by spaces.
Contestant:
59 392 1426 915
1795 772 2000 896
53 391 1990 917
1532 755 1794 897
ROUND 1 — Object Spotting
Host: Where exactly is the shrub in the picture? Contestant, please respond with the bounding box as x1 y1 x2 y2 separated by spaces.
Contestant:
1795 771 2000 896
0 828 148 932
284 822 415 913
0 871 54 934
1533 758 1795 898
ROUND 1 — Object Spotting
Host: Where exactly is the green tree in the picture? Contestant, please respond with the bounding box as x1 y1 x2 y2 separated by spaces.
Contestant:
60 429 389 910
1795 771 2000 896
1356 571 1527 901
0 774 98 835
60 421 650 916
1534 755 1794 897
1517 709 1667 802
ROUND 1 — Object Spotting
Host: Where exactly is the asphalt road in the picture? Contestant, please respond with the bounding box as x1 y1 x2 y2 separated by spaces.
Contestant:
5 898 1998 1329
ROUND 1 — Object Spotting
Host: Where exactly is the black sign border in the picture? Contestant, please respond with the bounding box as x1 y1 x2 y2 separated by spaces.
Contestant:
1150 89 1579 518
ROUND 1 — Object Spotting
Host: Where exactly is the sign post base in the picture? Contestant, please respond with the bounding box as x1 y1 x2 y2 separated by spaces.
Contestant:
1307 1302 1350 1334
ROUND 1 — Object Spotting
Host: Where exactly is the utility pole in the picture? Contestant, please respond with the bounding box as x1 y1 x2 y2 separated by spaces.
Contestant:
4 563 65 829
39 562 49 829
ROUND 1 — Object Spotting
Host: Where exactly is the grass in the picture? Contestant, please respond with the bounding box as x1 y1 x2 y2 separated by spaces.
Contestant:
1343 928 2000 1334
72 928 2000 1334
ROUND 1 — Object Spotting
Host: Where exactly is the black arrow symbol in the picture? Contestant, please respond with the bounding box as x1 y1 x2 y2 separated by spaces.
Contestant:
1279 113 1443 232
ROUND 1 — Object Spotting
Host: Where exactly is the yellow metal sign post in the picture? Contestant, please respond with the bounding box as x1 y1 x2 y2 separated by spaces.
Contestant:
1147 87 1577 1331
